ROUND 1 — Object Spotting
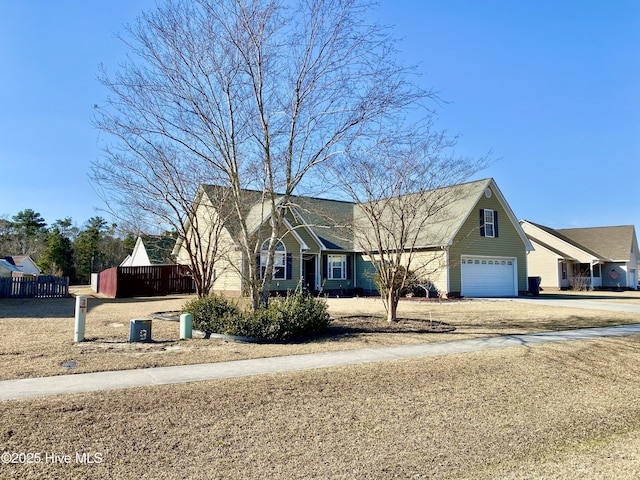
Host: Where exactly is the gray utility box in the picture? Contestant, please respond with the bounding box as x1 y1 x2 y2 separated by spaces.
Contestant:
129 319 152 343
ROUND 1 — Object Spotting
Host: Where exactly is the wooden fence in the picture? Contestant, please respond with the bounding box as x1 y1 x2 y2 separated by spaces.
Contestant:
0 276 69 298
98 265 195 298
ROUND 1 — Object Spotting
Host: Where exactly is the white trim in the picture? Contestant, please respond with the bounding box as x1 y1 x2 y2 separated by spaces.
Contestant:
283 218 309 250
289 207 327 250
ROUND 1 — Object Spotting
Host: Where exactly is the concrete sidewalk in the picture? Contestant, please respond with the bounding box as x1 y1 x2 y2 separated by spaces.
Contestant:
2 324 640 402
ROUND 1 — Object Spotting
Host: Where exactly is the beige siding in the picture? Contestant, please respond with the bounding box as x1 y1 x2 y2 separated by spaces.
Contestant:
449 187 528 294
175 201 243 294
527 240 561 289
407 250 448 294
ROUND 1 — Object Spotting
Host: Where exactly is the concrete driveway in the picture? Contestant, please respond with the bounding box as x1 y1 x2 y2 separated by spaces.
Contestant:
510 296 640 314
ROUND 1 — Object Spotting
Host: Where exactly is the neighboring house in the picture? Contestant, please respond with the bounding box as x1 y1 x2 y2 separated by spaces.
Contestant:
175 178 533 298
520 221 640 290
1 256 41 276
120 236 176 267
0 259 19 278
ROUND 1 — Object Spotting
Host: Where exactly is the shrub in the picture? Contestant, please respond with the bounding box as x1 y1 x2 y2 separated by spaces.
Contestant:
181 292 331 341
242 292 331 340
181 294 239 335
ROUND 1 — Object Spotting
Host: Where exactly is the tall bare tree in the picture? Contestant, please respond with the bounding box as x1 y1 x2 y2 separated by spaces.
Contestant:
326 123 487 322
93 0 434 308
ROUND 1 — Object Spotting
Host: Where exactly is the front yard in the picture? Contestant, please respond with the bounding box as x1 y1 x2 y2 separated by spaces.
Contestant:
0 291 638 381
2 291 640 478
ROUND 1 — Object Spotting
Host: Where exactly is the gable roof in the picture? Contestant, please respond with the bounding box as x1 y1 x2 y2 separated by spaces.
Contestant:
196 178 531 253
522 221 637 262
522 221 605 260
365 178 532 250
556 225 636 262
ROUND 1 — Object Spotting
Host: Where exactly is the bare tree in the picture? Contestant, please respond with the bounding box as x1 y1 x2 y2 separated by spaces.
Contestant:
326 123 487 322
93 0 433 309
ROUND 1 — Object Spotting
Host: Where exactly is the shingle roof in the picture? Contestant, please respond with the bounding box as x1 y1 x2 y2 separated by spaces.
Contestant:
523 221 606 260
199 178 529 253
140 236 176 265
556 225 636 261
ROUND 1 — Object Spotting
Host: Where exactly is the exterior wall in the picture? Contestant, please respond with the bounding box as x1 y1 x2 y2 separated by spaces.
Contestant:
18 257 41 275
601 262 629 289
355 254 378 294
449 188 528 295
526 240 562 289
353 250 447 296
176 202 243 294
211 250 243 294
255 226 303 292
128 239 151 267
405 250 448 295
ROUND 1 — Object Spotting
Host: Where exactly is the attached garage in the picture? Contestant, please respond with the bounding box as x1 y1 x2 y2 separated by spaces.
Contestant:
460 256 518 297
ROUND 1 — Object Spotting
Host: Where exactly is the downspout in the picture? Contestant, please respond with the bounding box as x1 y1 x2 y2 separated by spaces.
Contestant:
445 246 450 296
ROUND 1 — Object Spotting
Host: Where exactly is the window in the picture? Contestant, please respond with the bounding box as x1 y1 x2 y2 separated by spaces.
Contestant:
484 209 495 237
260 239 286 280
328 254 346 280
480 209 498 238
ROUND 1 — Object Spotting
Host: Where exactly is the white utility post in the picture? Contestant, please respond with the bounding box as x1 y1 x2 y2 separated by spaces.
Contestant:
180 313 192 339
74 295 87 342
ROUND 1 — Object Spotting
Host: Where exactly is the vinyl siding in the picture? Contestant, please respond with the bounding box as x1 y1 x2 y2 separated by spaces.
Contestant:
449 187 528 294
407 250 448 295
256 225 303 291
527 240 562 289
355 254 378 293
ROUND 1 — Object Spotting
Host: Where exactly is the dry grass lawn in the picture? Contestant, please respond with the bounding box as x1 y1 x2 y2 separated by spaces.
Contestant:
0 291 639 381
1 336 640 479
2 290 640 478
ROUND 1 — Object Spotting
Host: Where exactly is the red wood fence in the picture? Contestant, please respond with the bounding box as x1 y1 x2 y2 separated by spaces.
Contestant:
98 265 195 298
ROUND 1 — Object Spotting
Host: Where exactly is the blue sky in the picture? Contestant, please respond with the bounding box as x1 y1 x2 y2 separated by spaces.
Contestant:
1 1 638 232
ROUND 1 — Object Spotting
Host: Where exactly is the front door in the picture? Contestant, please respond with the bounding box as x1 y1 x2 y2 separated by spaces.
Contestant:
302 255 317 293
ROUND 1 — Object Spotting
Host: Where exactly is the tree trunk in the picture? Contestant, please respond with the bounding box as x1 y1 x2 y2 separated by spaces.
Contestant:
386 288 398 323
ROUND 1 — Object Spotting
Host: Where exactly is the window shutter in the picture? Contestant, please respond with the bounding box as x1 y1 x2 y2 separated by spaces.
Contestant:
346 256 352 280
322 255 328 280
286 253 292 280
494 211 499 237
479 209 486 237
256 255 262 279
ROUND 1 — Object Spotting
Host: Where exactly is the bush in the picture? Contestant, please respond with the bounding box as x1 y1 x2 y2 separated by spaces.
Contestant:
181 293 239 335
243 292 331 340
181 292 331 341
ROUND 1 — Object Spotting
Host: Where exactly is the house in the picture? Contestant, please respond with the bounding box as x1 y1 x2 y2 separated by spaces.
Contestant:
0 259 19 278
175 178 533 298
1 255 41 276
520 221 639 290
120 236 176 267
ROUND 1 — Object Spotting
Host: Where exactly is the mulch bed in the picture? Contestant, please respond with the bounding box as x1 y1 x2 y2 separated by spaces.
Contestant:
329 315 456 335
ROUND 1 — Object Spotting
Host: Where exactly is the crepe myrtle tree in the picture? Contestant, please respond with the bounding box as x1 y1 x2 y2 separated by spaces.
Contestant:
93 0 434 309
326 122 488 322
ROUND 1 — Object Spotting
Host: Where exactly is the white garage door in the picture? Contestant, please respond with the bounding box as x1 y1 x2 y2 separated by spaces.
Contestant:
461 257 517 297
